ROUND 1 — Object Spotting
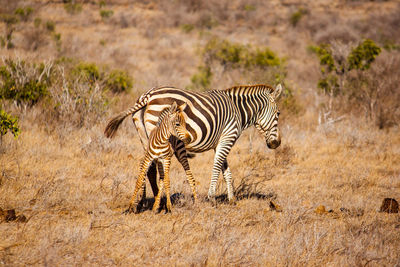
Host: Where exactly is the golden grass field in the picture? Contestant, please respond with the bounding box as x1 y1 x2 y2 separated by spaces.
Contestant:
1 0 400 266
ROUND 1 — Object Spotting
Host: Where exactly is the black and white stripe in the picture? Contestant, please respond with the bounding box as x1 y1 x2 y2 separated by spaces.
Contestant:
122 102 196 213
105 84 282 203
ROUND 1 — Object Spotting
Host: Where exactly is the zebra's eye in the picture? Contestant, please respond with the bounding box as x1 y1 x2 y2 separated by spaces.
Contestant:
175 122 180 126
277 111 280 116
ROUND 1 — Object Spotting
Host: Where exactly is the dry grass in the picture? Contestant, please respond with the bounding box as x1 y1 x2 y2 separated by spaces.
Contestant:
1 115 399 266
1 0 400 266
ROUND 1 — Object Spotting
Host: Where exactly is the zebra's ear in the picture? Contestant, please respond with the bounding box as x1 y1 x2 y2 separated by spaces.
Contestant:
178 102 187 112
170 101 178 112
273 84 283 100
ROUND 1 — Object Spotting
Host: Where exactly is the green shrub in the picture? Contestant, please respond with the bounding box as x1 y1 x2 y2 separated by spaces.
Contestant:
252 48 282 68
14 7 33 22
46 20 55 32
0 14 19 25
203 38 282 70
187 66 212 91
310 39 381 96
0 59 51 106
382 40 400 51
347 39 381 70
308 44 335 72
0 109 20 141
34 17 42 27
310 39 391 126
100 9 114 20
72 62 100 82
244 4 256 12
98 0 106 8
0 14 18 49
64 2 82 14
290 8 307 27
181 24 195 33
105 70 133 93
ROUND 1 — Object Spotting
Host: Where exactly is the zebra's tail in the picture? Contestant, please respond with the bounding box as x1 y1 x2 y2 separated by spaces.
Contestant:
104 89 153 138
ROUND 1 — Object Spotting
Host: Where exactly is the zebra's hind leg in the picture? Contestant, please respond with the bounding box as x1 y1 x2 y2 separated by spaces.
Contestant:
163 157 173 213
208 138 236 204
152 161 165 212
222 159 235 204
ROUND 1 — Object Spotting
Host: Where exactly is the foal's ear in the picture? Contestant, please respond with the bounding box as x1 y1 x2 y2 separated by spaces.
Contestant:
272 84 283 100
170 101 178 112
178 102 187 112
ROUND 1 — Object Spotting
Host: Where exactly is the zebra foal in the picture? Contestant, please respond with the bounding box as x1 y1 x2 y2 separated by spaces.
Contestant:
114 102 196 213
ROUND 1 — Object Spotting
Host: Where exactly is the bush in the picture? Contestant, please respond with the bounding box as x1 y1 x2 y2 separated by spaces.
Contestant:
14 7 33 22
104 70 133 93
310 39 400 127
48 77 109 128
0 13 18 49
290 8 307 27
347 39 381 71
0 58 52 106
72 62 100 82
45 20 55 32
310 39 382 96
64 1 82 14
100 9 114 20
0 109 20 142
180 24 194 33
203 37 282 70
187 66 212 91
188 38 301 115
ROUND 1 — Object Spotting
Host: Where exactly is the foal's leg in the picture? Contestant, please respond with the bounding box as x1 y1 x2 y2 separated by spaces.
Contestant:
127 155 152 213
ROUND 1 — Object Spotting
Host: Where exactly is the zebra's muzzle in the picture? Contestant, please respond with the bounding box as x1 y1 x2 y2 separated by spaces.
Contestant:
267 139 280 149
183 134 192 145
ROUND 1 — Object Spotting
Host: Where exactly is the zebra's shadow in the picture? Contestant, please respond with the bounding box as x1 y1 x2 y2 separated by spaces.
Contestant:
132 193 189 213
215 192 276 204
130 190 276 213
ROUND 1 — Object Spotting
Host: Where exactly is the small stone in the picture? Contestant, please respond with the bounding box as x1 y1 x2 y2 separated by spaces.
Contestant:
16 215 27 223
315 205 327 214
5 209 16 222
269 201 282 212
380 198 399 213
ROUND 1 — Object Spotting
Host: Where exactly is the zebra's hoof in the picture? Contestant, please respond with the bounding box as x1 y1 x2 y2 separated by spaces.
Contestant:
123 205 137 214
207 196 217 206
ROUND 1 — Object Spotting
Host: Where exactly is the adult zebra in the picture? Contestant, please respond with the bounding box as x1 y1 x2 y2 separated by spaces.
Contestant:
105 84 282 203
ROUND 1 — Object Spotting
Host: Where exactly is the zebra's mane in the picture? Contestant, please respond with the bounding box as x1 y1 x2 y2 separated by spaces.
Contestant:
156 107 172 127
222 84 275 95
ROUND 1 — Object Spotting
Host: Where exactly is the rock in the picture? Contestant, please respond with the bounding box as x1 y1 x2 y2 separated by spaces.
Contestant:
315 205 327 214
380 198 399 213
5 209 16 222
16 215 27 223
269 200 282 212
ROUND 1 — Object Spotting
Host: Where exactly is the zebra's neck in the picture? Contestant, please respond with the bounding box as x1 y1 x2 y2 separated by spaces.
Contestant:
222 84 275 130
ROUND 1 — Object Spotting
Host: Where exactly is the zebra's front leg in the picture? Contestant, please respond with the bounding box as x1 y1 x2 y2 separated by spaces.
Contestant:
174 140 197 202
208 138 236 204
127 155 152 213
133 113 160 205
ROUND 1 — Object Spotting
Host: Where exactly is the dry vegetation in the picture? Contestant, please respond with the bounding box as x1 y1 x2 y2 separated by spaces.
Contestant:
1 0 400 266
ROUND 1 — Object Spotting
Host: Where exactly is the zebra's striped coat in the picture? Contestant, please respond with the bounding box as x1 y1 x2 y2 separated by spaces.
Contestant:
126 102 196 213
105 84 282 203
